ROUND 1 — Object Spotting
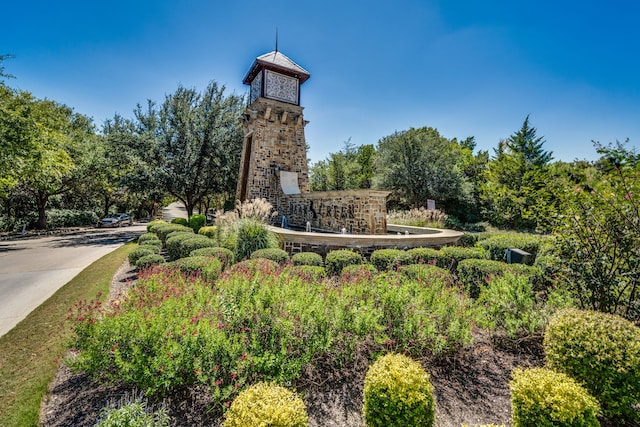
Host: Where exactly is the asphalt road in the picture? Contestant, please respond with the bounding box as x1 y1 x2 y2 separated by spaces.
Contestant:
0 224 146 337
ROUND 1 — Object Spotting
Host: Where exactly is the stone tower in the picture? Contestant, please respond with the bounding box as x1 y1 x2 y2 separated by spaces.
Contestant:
236 50 311 211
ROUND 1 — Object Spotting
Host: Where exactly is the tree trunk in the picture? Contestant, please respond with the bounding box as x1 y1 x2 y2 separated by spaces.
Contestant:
36 191 48 229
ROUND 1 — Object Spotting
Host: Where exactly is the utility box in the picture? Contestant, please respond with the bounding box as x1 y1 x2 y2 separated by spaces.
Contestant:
505 248 532 265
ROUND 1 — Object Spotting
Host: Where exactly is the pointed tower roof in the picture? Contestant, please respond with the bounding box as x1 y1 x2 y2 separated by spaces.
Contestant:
243 50 310 85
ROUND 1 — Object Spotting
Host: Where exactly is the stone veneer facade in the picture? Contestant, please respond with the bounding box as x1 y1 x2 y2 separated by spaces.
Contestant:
236 97 309 209
278 189 391 235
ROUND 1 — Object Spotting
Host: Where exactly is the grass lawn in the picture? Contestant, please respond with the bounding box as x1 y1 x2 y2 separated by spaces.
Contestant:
0 242 135 427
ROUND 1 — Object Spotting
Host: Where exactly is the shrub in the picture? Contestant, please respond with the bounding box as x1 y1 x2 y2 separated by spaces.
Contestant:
544 308 640 422
154 223 193 243
457 259 541 299
222 382 308 427
407 247 439 265
224 258 280 278
198 225 217 239
387 207 448 228
325 249 365 276
399 264 453 283
510 367 600 427
458 232 480 247
138 233 161 244
140 239 163 251
169 256 223 281
129 246 160 266
438 246 488 270
363 353 435 427
188 214 206 233
291 251 324 267
146 220 168 233
165 232 201 260
189 246 235 269
477 234 544 263
250 248 289 264
461 425 505 427
170 217 189 226
135 254 166 269
341 263 377 277
235 218 279 262
178 236 217 260
370 249 414 272
39 209 99 228
475 273 544 339
95 394 170 427
288 265 327 282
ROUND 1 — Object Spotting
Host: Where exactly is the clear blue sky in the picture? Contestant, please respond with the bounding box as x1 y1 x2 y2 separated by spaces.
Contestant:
3 0 639 164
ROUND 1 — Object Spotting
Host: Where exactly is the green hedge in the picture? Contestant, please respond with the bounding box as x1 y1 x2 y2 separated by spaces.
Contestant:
544 308 640 422
325 249 365 276
154 223 193 243
289 265 327 281
128 246 160 266
407 247 439 265
146 220 168 233
135 254 166 269
250 248 289 264
165 232 202 260
168 256 223 281
189 246 235 269
457 259 541 299
399 264 453 283
137 233 160 244
188 214 206 233
437 246 488 271
370 249 414 272
510 367 600 427
477 234 544 263
198 226 217 239
291 252 324 267
170 217 188 226
341 263 378 277
363 353 435 427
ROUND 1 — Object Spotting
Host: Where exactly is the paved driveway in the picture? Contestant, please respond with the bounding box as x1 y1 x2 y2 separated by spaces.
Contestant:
0 225 146 337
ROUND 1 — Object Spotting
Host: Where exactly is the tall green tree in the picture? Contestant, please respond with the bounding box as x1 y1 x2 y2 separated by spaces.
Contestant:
480 116 554 230
373 127 472 214
137 82 244 218
309 140 375 191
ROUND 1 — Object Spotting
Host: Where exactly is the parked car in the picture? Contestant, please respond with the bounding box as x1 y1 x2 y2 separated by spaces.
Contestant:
97 213 133 228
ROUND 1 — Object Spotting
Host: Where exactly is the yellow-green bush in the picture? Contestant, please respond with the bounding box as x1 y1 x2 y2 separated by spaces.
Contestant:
544 308 640 422
198 225 217 238
510 367 600 427
363 353 435 427
222 382 308 427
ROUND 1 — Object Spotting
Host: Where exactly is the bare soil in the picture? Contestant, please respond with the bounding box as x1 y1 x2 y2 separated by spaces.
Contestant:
40 261 544 427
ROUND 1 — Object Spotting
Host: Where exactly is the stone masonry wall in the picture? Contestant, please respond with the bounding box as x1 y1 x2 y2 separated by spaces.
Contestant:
278 190 391 235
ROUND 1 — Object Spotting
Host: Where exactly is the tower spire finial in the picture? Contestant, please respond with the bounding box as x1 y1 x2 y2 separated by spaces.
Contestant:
275 27 278 52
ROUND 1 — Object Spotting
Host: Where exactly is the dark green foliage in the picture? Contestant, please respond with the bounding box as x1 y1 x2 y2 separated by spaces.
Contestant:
325 249 365 276
135 254 166 269
456 258 541 299
178 236 217 260
510 367 600 427
476 233 543 262
370 249 414 271
438 246 488 271
288 265 327 282
250 248 289 264
291 252 324 267
399 264 453 283
188 246 235 269
128 246 159 266
544 308 640 422
165 232 201 260
341 263 378 278
188 214 206 233
458 232 480 247
138 233 160 244
234 218 279 262
154 223 193 243
171 217 189 226
363 353 435 427
169 256 223 281
140 239 162 251
407 247 439 265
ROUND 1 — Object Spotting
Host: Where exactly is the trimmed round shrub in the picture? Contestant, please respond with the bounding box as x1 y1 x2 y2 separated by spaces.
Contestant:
188 214 206 233
438 246 488 270
477 234 544 263
510 367 600 427
544 308 640 422
198 225 217 239
222 382 308 427
165 232 201 260
458 232 480 248
224 258 280 278
399 263 453 283
457 258 541 299
155 223 193 243
138 232 161 244
128 246 159 266
325 249 365 276
135 254 166 269
341 263 378 278
178 236 217 259
250 248 289 264
189 246 235 269
370 249 414 272
140 239 162 251
288 265 326 282
146 219 167 233
291 251 324 267
407 247 439 265
170 217 189 226
363 353 435 427
168 256 223 281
